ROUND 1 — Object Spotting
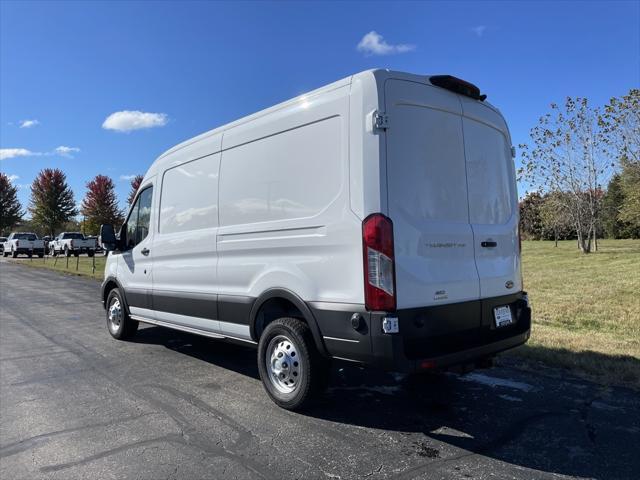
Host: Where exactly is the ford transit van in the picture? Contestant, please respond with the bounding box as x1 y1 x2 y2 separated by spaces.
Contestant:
100 70 531 410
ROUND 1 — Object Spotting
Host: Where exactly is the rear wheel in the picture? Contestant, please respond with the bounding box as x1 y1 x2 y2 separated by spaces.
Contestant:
11 249 17 258
106 289 139 340
257 317 329 410
38 253 44 258
88 251 95 257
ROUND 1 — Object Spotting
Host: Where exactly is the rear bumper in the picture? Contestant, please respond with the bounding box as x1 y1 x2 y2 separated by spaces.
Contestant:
14 248 44 254
312 292 531 373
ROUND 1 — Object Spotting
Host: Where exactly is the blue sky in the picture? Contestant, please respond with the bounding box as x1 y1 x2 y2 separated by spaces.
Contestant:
1 0 639 214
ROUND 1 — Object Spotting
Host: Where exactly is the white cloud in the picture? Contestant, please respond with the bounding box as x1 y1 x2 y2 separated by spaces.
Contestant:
54 145 80 158
19 119 40 128
0 148 36 160
7 174 19 183
356 31 415 56
120 174 137 181
102 110 168 132
471 25 487 37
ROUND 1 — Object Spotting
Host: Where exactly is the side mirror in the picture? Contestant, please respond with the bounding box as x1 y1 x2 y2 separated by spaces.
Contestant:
99 224 118 251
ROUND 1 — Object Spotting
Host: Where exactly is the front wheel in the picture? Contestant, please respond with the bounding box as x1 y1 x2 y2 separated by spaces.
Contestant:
257 317 329 410
106 289 139 340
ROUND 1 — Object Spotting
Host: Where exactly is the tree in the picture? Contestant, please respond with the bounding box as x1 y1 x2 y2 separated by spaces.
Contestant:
519 192 545 240
519 97 611 253
539 191 576 246
81 175 123 235
29 168 77 236
127 175 144 205
599 89 640 231
0 172 23 234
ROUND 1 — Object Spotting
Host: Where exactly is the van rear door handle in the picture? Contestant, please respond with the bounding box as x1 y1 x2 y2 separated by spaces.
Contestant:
141 247 150 256
481 241 497 248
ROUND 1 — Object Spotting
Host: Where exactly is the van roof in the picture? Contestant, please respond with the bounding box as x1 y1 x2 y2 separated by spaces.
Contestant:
152 69 502 168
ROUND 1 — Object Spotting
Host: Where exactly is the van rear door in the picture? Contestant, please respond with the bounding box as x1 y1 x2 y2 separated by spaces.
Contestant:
460 98 521 298
384 79 480 311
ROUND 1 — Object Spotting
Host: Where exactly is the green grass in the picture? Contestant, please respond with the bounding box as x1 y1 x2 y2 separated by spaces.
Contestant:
10 239 640 388
11 254 107 280
509 239 640 389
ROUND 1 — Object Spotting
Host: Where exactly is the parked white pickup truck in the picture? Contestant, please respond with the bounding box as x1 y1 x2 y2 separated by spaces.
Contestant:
50 232 97 257
2 232 45 258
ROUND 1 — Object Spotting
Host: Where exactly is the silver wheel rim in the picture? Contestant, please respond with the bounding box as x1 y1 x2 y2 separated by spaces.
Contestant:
108 297 123 334
266 334 302 395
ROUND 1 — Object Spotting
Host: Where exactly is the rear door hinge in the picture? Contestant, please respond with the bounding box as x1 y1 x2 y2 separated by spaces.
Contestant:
373 111 389 131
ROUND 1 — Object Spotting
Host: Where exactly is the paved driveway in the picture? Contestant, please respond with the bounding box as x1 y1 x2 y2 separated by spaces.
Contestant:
1 260 638 479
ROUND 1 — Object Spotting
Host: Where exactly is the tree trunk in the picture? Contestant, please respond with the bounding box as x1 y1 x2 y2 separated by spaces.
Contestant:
554 228 558 247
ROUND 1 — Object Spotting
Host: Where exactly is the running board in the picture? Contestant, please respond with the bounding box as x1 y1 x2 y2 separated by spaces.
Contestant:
129 315 258 345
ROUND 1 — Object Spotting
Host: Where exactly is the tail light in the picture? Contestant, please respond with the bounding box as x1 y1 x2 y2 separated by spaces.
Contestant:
70 240 74 248
15 240 19 247
362 213 396 311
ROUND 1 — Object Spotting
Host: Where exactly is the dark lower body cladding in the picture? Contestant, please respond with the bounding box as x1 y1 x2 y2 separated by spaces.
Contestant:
312 292 531 373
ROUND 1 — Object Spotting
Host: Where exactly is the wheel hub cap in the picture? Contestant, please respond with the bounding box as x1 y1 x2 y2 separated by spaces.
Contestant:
267 335 301 394
108 298 122 332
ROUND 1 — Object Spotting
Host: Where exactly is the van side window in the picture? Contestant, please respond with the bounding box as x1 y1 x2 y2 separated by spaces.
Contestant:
126 186 153 248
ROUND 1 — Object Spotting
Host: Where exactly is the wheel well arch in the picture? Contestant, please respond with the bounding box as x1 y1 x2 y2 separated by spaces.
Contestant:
249 289 327 356
101 277 129 312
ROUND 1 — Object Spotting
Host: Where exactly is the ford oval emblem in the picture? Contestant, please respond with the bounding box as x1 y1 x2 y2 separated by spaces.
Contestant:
505 280 514 289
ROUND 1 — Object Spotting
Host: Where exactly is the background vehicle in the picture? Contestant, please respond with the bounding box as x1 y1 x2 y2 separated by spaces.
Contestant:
42 235 52 255
50 232 96 257
86 236 104 255
99 69 531 410
0 237 6 254
2 232 45 258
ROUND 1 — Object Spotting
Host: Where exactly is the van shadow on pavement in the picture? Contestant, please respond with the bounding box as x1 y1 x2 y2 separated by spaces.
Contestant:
131 324 640 480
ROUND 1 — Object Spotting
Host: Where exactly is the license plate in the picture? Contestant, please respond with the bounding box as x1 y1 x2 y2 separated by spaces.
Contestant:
494 306 513 328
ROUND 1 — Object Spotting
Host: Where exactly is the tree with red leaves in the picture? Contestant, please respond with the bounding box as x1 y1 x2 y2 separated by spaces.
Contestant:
127 175 144 205
81 175 124 235
0 172 23 234
29 168 77 237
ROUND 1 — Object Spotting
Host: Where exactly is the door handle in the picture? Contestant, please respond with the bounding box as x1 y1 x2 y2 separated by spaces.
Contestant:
141 247 150 256
481 241 497 248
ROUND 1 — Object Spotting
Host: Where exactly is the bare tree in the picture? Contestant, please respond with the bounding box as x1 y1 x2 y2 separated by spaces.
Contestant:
519 97 611 253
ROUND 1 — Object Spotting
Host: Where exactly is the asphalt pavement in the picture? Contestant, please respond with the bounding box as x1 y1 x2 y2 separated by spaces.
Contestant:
1 259 638 479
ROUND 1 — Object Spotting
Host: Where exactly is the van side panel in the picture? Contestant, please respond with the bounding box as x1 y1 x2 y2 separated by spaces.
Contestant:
216 86 364 325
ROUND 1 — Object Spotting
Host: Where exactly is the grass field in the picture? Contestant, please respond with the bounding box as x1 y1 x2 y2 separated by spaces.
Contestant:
511 239 640 389
9 239 640 389
10 253 107 279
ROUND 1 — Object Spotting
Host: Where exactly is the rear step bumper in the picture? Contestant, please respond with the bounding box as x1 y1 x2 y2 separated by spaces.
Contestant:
313 292 531 373
370 292 531 373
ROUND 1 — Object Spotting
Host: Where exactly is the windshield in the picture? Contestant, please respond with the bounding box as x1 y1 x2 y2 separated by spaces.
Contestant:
15 233 38 240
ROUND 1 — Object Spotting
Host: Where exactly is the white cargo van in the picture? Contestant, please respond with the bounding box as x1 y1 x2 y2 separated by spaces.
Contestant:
100 70 531 410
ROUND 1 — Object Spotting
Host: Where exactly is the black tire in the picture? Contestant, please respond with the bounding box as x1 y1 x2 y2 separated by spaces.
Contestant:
257 317 329 410
74 252 79 257
106 289 139 340
88 251 95 257
38 253 44 258
11 249 17 258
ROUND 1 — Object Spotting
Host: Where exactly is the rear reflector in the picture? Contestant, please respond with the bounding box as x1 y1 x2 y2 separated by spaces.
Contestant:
362 213 396 311
429 75 486 101
419 360 437 370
